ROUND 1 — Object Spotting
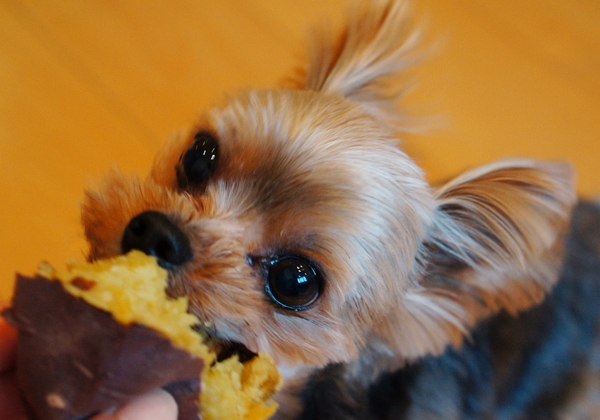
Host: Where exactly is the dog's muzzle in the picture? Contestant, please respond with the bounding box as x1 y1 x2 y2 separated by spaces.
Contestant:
121 211 193 269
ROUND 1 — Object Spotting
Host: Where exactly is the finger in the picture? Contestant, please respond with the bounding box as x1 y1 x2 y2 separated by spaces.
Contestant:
115 389 178 420
0 304 17 373
93 389 178 420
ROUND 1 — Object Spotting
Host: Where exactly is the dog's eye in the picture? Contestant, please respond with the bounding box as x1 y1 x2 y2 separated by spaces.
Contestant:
266 256 321 311
177 131 219 188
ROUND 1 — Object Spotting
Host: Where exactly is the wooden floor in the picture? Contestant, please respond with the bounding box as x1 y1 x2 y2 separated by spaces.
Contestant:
0 0 599 299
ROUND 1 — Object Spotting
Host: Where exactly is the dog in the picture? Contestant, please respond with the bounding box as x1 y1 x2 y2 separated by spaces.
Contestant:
80 1 600 418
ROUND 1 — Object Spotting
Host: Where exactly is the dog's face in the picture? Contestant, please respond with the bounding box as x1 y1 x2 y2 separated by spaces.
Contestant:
81 1 577 371
83 89 434 367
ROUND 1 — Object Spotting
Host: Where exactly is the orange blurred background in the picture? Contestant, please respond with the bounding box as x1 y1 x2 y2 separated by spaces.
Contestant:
1 0 599 299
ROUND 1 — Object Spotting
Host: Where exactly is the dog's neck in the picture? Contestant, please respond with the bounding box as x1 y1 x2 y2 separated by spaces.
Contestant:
273 334 405 419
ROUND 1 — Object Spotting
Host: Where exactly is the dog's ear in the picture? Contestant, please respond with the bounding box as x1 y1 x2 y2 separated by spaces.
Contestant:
376 159 577 359
290 0 420 124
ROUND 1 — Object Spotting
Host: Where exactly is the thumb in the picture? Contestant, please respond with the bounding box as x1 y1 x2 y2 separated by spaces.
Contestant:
95 389 178 420
0 304 17 374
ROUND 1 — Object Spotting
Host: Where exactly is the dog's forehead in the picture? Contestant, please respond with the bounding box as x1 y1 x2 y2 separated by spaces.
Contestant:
195 89 432 254
201 90 415 214
210 89 391 154
206 89 415 197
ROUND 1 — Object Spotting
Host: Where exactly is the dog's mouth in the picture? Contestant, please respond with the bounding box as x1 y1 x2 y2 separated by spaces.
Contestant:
213 340 258 364
193 324 258 364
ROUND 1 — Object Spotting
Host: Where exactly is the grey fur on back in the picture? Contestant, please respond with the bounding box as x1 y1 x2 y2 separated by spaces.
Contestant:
298 201 600 420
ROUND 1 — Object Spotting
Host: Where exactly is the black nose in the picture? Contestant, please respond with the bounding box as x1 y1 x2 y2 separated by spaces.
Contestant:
121 211 193 269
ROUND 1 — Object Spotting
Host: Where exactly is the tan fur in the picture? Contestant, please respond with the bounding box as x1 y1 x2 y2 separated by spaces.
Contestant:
81 0 577 408
291 0 421 127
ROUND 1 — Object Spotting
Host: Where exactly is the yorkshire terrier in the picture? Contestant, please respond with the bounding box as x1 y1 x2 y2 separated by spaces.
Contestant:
81 1 600 419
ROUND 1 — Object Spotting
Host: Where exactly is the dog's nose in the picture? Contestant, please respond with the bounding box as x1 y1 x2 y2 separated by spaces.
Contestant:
121 211 193 269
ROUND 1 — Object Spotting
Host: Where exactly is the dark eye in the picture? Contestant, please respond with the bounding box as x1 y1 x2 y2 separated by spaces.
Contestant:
177 131 219 188
266 256 321 311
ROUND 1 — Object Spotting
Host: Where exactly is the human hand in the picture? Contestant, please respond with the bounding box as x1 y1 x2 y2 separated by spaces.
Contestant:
0 305 178 420
0 304 24 420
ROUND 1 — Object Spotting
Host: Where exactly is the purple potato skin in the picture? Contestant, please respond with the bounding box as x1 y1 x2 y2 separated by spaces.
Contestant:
3 275 204 420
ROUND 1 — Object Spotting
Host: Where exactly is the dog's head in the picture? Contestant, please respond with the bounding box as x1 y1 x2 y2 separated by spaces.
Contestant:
81 0 576 370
